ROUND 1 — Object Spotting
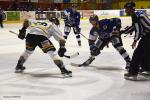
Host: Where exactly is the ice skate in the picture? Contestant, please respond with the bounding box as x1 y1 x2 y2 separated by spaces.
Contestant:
124 72 137 81
61 68 72 78
139 70 150 76
15 65 26 73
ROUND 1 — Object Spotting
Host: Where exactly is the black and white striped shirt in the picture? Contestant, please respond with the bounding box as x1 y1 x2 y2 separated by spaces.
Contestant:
122 11 150 41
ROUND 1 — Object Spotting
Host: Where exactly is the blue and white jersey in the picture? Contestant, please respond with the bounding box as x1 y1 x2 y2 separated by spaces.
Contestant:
64 8 80 26
89 18 121 41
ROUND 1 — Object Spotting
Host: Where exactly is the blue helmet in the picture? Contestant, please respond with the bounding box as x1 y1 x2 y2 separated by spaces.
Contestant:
89 14 99 22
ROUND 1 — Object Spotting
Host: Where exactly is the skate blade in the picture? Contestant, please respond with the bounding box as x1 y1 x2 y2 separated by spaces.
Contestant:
62 73 72 78
139 72 150 76
124 75 150 81
15 70 24 73
124 76 138 81
70 63 85 67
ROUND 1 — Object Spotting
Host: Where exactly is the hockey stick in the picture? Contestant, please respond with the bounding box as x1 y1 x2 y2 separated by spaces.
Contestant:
80 33 109 48
80 33 88 40
9 30 79 59
71 56 95 67
64 52 79 59
124 33 134 37
9 30 18 36
124 34 129 37
122 26 134 38
123 26 130 37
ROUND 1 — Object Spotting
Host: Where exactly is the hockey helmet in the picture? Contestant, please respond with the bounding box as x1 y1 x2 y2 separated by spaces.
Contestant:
49 17 60 26
124 1 136 9
89 14 99 22
72 4 78 8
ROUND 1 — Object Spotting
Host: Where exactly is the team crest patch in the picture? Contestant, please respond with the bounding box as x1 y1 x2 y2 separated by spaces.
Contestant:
103 25 107 30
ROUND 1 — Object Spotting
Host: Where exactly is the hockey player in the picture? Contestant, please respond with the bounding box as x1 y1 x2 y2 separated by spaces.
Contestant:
15 17 72 77
79 14 131 70
123 2 150 80
63 4 81 46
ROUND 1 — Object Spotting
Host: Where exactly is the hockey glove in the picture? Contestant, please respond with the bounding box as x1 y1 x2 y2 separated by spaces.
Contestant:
58 47 67 57
18 27 26 40
91 46 100 56
112 30 120 37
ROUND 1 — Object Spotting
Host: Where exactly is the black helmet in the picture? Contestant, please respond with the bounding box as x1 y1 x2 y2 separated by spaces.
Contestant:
124 1 136 9
49 17 60 26
89 14 99 22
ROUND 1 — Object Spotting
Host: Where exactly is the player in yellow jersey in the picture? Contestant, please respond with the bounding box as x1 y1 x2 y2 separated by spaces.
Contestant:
15 17 72 77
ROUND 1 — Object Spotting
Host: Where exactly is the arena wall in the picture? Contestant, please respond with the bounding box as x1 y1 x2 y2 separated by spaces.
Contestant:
3 9 150 23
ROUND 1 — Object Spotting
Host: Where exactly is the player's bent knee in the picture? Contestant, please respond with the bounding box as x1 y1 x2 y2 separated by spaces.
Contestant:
42 45 56 53
43 48 56 53
41 40 56 53
46 51 61 61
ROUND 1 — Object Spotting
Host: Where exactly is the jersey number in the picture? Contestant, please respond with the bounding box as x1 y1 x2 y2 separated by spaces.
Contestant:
37 22 48 26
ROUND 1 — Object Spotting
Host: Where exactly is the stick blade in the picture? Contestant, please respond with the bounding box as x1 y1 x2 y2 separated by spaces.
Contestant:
9 30 18 36
64 52 79 59
70 63 83 67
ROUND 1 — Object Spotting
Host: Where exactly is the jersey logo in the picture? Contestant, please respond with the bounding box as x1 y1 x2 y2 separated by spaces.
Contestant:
103 25 107 30
93 31 97 36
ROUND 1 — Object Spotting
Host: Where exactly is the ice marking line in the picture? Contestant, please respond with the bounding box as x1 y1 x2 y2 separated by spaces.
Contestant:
0 68 50 83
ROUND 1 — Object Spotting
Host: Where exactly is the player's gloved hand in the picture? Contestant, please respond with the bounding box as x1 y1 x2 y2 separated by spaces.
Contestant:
58 46 67 57
112 30 120 37
18 27 26 40
91 46 100 56
119 30 126 34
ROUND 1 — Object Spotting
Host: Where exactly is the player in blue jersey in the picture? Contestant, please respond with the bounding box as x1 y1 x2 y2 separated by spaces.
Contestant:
63 4 81 46
80 14 131 70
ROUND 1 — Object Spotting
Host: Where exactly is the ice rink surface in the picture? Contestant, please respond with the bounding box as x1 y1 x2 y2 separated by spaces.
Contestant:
0 19 150 100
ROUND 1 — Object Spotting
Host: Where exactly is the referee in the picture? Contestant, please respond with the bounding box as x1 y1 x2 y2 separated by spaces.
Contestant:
123 2 150 80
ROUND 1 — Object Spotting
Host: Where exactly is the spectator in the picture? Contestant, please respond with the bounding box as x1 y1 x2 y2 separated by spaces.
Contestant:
0 8 4 28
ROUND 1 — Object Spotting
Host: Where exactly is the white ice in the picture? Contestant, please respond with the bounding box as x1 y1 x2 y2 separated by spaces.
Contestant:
0 18 150 100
